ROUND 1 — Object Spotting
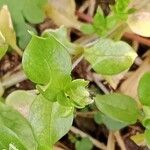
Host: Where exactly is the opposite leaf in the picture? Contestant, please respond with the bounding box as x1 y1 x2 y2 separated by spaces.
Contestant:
84 39 137 75
29 94 74 149
138 72 150 106
95 93 139 124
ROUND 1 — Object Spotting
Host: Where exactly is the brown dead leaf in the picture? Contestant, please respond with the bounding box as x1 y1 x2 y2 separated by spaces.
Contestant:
0 5 22 56
119 52 150 100
0 5 16 49
45 0 81 29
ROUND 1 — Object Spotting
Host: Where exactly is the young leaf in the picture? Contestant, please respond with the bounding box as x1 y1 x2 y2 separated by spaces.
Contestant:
29 94 74 149
84 39 137 75
95 93 139 124
0 125 27 150
6 90 36 117
138 72 150 106
65 79 93 108
0 0 47 48
0 102 37 149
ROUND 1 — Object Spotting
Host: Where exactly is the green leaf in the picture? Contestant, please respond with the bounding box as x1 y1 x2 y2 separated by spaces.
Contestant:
145 129 150 147
142 106 150 129
138 72 150 106
84 39 137 75
94 112 127 131
65 79 93 108
0 0 47 48
22 33 72 101
6 90 36 117
75 137 93 150
130 133 145 146
80 24 95 35
29 94 74 149
94 111 103 124
95 93 139 124
0 102 37 150
0 125 27 150
113 0 131 14
42 26 76 55
93 11 106 35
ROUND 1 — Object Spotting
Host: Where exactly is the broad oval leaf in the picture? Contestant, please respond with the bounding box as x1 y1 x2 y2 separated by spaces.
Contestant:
128 11 150 37
138 72 150 106
84 39 137 75
0 125 27 150
94 112 127 131
95 93 139 124
22 32 72 102
29 94 74 149
22 33 71 85
6 90 36 117
0 102 37 149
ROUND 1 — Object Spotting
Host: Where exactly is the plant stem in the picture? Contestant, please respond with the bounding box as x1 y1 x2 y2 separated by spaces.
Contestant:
114 131 126 150
70 126 107 150
92 73 110 94
107 132 115 150
124 32 150 47
72 55 84 70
